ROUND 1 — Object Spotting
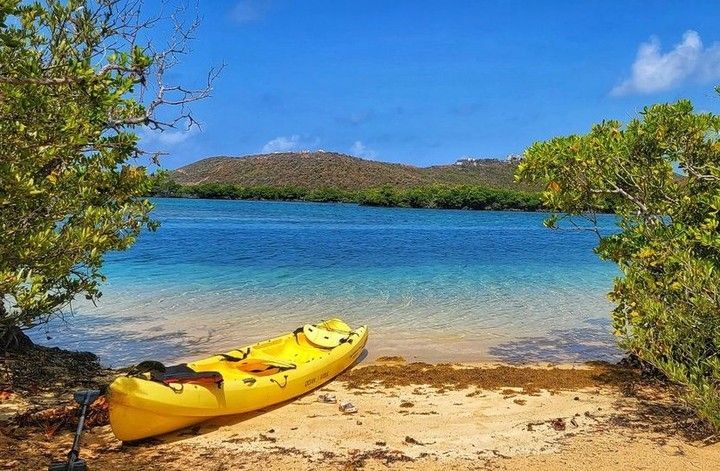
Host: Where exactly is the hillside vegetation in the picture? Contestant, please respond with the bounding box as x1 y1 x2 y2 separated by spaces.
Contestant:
170 151 531 191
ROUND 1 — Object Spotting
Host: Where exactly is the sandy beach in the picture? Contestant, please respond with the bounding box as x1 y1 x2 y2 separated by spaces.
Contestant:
1 353 717 470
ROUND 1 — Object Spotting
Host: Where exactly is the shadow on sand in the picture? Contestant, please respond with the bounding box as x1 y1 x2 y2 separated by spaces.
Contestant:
488 320 620 363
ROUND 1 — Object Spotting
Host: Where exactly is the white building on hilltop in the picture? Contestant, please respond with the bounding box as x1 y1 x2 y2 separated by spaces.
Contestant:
454 154 522 166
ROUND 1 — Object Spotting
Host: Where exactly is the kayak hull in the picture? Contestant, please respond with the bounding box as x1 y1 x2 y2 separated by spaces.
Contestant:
107 319 367 441
108 404 205 442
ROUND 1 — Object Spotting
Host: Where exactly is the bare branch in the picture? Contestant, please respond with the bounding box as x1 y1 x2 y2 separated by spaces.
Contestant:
104 2 223 133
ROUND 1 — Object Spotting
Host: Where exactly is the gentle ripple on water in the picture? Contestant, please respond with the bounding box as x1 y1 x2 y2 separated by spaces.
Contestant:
29 199 621 367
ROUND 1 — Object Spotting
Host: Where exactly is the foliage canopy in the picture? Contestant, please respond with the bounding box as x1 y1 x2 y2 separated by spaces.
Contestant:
517 99 720 429
0 0 213 347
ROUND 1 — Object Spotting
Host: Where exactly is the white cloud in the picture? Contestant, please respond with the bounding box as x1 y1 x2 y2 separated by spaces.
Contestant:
231 0 272 24
139 126 199 148
350 140 377 159
261 135 320 153
611 30 720 96
261 135 300 153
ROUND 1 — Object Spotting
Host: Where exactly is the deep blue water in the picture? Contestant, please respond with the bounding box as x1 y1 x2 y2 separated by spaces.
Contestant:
29 199 621 366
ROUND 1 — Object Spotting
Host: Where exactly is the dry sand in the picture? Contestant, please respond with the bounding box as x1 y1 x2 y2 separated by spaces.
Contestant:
1 358 718 470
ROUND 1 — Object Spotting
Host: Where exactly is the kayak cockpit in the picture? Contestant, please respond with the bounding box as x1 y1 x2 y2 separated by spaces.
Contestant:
185 320 356 380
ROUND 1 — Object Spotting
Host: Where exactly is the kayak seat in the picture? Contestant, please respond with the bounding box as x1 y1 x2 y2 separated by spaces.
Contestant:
129 361 223 387
303 324 350 348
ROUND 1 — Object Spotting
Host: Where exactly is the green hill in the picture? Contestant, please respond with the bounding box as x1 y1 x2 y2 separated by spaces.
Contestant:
171 151 530 191
158 152 543 211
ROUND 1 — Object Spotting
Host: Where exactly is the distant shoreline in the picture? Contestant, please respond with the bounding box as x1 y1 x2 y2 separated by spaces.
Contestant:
154 195 551 213
149 182 546 212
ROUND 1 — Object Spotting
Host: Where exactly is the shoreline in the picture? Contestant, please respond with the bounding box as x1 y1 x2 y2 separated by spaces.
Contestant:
149 193 547 212
28 333 623 371
30 314 622 369
1 347 717 470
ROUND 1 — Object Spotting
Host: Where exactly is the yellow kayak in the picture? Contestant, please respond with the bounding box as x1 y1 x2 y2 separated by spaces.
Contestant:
107 318 368 441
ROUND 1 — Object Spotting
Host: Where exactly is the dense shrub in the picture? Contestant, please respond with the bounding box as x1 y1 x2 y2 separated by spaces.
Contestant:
517 99 720 429
356 185 542 211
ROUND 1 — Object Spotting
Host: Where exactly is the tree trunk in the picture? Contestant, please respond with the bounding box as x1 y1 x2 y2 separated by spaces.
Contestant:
0 325 34 352
0 299 34 353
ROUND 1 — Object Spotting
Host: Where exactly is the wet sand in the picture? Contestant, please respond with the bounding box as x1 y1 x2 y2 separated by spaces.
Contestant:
1 355 718 470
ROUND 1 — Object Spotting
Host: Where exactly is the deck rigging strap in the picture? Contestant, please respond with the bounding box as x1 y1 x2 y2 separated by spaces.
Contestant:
293 326 304 344
270 375 289 388
217 348 251 362
246 363 296 373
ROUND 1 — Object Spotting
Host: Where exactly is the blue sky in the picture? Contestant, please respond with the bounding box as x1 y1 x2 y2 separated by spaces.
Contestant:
140 0 720 168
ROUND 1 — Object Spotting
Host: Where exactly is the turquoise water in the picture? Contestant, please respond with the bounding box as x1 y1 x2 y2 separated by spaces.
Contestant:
30 198 621 367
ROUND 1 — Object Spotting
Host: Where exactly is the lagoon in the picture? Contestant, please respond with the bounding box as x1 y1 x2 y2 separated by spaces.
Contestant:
30 198 620 367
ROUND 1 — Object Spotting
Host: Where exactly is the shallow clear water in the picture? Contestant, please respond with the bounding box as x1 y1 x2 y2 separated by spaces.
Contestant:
29 198 621 367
